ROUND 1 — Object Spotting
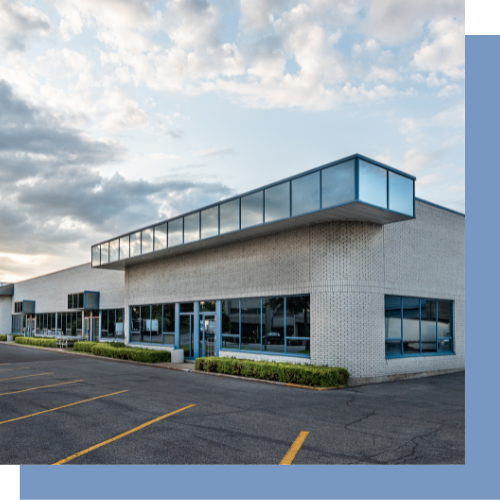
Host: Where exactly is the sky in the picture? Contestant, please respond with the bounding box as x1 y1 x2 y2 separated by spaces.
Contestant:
0 0 465 283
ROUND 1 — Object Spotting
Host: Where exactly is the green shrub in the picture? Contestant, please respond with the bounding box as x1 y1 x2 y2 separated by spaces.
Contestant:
195 357 349 388
15 337 57 348
0 335 6 341
90 344 171 363
73 341 99 353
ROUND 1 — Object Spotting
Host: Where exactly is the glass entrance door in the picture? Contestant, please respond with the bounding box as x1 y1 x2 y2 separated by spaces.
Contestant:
180 315 194 358
199 314 216 358
91 317 99 341
84 317 90 340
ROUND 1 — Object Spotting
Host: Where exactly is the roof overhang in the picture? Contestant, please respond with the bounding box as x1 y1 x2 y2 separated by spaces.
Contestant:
99 201 412 270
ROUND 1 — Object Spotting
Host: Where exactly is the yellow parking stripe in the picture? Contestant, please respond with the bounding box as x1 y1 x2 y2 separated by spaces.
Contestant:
0 367 29 373
0 390 128 426
0 372 53 382
280 431 309 465
54 404 196 465
0 380 84 397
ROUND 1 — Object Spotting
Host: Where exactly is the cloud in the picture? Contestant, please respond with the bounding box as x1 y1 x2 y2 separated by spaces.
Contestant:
101 89 150 131
0 0 50 51
412 16 465 79
148 153 182 160
193 147 234 157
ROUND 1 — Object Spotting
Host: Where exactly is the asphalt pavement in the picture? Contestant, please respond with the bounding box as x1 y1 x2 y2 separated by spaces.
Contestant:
0 343 465 465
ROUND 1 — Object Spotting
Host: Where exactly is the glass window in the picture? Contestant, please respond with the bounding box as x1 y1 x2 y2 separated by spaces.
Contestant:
168 218 183 247
262 297 285 353
120 236 130 260
200 301 216 312
385 340 402 356
162 304 175 345
101 242 109 264
438 301 452 338
322 160 355 208
359 160 387 208
101 310 108 338
79 293 84 308
265 182 290 223
142 228 154 254
421 299 437 353
201 206 219 239
71 312 77 336
222 299 240 350
154 223 167 251
109 239 119 262
141 305 151 343
130 306 140 342
389 172 414 216
60 313 66 337
220 199 240 234
184 213 200 243
116 309 124 339
241 298 261 351
292 172 320 216
285 295 310 339
130 231 141 257
385 296 401 338
76 312 82 336
180 303 194 313
151 305 162 344
68 295 72 310
241 191 263 229
180 315 193 358
92 246 100 266
402 297 420 354
108 310 116 339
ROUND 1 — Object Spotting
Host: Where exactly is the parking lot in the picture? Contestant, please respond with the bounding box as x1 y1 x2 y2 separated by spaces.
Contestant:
0 343 464 465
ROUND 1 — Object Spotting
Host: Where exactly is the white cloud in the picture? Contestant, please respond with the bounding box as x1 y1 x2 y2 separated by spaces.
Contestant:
365 66 400 83
149 153 182 160
412 16 465 79
193 147 233 157
101 89 150 131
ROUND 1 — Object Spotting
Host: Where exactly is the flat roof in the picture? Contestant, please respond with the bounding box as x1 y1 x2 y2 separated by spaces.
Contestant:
93 153 416 270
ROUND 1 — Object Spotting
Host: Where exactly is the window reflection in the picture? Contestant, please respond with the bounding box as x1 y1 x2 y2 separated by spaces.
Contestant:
120 236 130 260
130 232 141 257
241 191 263 229
402 297 420 354
241 298 261 351
109 239 119 262
220 199 239 234
92 246 100 266
292 172 320 216
168 218 183 247
421 299 437 352
222 299 239 350
262 297 285 353
184 213 200 243
389 172 414 216
154 223 167 251
142 228 154 254
265 182 289 223
359 160 387 208
101 242 109 264
322 160 355 208
201 206 219 239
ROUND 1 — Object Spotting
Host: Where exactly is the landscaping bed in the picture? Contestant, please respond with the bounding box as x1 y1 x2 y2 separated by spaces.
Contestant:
195 357 349 388
15 337 58 347
74 341 171 363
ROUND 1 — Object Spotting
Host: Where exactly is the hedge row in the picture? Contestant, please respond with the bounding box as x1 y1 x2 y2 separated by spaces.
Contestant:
195 357 349 388
73 341 99 353
15 337 57 348
90 344 171 363
0 334 23 341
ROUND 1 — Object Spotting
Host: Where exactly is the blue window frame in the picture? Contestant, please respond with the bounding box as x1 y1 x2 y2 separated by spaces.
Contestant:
385 295 454 358
220 294 310 358
129 303 176 346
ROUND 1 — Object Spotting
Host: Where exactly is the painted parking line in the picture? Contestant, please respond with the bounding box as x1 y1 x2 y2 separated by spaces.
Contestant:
280 431 309 465
0 367 29 373
0 390 128 426
0 380 84 397
0 372 53 383
53 404 196 465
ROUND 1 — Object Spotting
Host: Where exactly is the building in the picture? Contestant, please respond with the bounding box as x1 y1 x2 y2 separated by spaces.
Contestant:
0 154 465 383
